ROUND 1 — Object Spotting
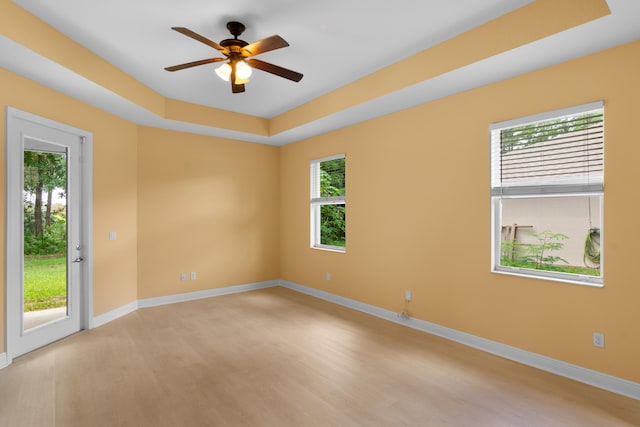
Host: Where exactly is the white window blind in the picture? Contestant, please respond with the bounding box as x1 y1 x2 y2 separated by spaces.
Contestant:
491 101 604 196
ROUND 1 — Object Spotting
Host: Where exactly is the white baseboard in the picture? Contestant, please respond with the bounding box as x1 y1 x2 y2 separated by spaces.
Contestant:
92 300 139 328
92 280 279 328
0 352 8 370
279 280 640 401
138 280 279 308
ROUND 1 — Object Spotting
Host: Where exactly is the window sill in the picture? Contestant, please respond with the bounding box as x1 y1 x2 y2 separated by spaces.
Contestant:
492 267 603 288
311 245 346 253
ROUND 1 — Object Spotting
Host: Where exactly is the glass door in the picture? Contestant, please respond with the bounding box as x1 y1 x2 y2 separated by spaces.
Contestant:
6 110 86 360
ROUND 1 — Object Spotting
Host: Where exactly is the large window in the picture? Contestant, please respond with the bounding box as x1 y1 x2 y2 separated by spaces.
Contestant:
490 102 603 285
310 154 346 251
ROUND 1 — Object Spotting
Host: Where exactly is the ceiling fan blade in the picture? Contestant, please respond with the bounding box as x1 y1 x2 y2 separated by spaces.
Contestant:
246 59 303 82
171 27 228 53
242 35 289 57
164 57 226 72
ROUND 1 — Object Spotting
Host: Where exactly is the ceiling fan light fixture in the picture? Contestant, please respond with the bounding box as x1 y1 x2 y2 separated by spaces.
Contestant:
215 61 251 84
235 60 252 80
215 63 231 81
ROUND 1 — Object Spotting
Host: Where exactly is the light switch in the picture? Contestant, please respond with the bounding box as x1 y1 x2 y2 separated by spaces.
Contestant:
109 231 117 241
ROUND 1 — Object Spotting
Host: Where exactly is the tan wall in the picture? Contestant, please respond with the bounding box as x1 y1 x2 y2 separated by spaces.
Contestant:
136 127 279 299
279 40 640 383
0 68 139 353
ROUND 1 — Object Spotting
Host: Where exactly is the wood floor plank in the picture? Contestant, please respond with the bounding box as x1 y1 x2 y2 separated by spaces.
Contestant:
1 287 639 426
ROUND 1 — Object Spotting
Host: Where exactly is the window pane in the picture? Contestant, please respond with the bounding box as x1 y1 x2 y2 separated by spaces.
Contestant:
499 196 601 277
320 204 345 247
23 150 68 329
320 158 345 198
492 108 604 189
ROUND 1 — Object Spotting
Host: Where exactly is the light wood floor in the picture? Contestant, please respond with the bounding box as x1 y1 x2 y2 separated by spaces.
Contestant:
1 287 639 426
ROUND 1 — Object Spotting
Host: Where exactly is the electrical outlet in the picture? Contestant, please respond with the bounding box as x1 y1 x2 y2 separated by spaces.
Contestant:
593 332 605 348
326 272 331 281
180 273 187 281
405 290 412 302
190 272 196 280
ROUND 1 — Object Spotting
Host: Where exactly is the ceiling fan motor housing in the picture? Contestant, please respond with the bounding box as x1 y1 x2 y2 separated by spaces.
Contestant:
221 39 248 49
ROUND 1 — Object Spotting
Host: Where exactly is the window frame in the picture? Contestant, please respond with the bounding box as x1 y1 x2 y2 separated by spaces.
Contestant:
310 154 346 252
490 102 604 286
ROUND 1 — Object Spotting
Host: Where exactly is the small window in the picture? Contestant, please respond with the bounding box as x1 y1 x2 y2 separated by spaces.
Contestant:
310 154 345 251
490 102 603 285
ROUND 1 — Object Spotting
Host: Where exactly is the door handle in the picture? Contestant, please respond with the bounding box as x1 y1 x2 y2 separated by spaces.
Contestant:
73 257 84 263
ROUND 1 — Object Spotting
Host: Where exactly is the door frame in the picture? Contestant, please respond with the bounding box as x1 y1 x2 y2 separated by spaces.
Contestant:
5 107 93 363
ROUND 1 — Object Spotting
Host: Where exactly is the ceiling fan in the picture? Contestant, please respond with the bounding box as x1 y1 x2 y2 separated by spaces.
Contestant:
165 21 303 94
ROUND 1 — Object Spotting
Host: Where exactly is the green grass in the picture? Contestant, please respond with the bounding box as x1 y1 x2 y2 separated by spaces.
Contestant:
501 260 600 276
24 256 67 311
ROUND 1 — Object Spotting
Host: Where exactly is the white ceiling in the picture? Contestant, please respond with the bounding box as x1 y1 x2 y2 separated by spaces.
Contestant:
4 0 640 145
13 0 531 118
